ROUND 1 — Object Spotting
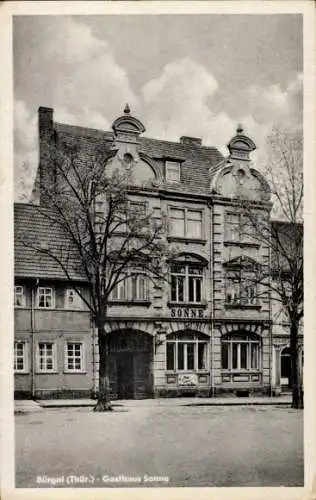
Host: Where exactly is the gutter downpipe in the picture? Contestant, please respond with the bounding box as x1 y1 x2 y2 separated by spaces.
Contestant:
92 318 97 399
30 279 38 399
268 209 273 397
209 198 215 398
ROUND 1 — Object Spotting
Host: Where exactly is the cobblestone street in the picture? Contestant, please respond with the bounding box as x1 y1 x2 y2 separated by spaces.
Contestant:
15 404 303 488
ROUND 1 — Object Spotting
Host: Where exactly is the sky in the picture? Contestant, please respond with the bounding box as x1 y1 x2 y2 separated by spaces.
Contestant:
13 14 303 200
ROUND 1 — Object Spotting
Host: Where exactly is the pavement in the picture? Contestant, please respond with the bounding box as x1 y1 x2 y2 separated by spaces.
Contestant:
15 395 292 413
15 402 303 487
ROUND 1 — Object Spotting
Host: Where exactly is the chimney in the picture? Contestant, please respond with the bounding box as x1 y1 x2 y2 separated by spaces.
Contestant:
38 107 55 205
179 136 202 147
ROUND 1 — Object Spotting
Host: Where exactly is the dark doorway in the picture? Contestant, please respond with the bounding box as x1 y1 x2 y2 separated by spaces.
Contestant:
108 330 153 399
116 353 134 399
281 347 292 389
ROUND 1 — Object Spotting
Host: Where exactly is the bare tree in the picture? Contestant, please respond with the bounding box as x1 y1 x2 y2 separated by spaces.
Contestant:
20 143 172 411
241 127 303 408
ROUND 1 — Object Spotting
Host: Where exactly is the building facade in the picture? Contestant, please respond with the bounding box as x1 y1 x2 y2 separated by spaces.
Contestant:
14 106 303 399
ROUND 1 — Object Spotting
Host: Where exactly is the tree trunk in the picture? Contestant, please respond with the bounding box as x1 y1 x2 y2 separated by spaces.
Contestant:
94 324 113 412
290 319 303 409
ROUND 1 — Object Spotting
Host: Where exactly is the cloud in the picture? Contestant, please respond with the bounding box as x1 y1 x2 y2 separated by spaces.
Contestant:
14 18 302 202
44 17 138 124
142 60 302 164
246 73 303 130
14 100 38 201
14 17 139 200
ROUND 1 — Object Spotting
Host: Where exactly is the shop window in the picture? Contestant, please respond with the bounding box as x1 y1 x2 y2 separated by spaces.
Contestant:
14 285 25 307
37 342 56 373
221 334 260 371
165 161 180 183
170 263 203 304
14 341 28 372
169 207 203 239
110 274 149 302
65 288 84 310
37 287 54 308
166 332 208 371
65 342 84 372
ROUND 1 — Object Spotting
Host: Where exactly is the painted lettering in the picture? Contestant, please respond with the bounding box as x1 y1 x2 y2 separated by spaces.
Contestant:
169 308 205 319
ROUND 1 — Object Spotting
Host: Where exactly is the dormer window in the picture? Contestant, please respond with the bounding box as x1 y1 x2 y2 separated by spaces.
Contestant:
165 161 181 183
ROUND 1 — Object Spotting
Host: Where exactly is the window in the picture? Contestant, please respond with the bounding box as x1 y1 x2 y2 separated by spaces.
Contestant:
169 207 203 239
221 334 260 371
165 161 181 183
110 274 149 302
225 212 257 245
114 201 147 233
171 264 203 304
37 342 56 372
14 285 25 307
65 288 84 310
65 342 84 372
37 287 54 308
166 332 208 371
225 213 240 242
14 342 28 372
225 272 257 306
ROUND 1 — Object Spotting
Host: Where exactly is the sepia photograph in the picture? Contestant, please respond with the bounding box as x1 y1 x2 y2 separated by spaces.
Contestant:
0 1 315 497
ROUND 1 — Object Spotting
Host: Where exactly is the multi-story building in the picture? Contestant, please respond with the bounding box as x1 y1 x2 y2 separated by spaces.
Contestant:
14 106 303 399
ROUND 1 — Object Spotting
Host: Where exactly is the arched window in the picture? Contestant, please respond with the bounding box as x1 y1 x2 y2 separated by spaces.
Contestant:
221 333 261 371
166 331 209 372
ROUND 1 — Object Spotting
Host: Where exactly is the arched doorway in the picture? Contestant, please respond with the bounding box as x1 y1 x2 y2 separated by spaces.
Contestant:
281 347 292 389
107 329 153 400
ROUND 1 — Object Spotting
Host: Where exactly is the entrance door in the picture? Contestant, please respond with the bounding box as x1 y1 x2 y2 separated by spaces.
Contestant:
281 347 291 388
108 330 153 399
116 353 134 399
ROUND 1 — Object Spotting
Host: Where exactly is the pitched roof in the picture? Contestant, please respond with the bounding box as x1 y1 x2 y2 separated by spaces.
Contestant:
54 122 224 195
14 203 85 280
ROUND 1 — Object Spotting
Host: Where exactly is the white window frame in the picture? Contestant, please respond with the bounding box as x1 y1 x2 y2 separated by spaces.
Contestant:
36 342 57 373
37 287 55 309
166 334 209 372
221 336 260 371
64 342 85 373
65 288 84 310
170 263 204 304
14 285 26 308
165 161 181 183
14 341 28 373
169 206 204 239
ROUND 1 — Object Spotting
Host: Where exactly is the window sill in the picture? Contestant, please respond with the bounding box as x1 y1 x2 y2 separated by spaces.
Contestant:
221 369 261 373
36 371 58 375
108 300 151 307
14 371 29 375
224 303 261 310
224 241 260 249
168 301 208 308
64 370 87 374
166 370 209 374
167 236 207 245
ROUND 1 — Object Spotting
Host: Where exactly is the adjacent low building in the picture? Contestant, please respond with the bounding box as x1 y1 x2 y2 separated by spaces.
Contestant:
14 106 303 399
